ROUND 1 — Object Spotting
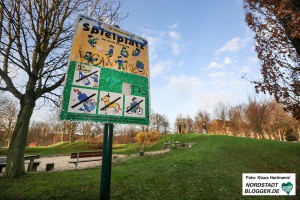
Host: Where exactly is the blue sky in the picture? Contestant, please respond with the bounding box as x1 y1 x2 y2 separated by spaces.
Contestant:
32 0 263 127
119 0 261 125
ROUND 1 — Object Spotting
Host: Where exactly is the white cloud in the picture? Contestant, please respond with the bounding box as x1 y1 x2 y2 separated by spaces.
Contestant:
141 28 184 57
178 61 184 67
170 42 181 55
212 79 242 88
207 57 233 69
151 60 172 77
169 22 178 29
215 37 251 55
235 56 259 74
248 56 259 64
141 29 168 61
166 75 202 93
209 72 226 78
143 34 165 60
207 61 221 69
224 57 232 65
168 31 182 55
169 31 181 41
236 66 251 73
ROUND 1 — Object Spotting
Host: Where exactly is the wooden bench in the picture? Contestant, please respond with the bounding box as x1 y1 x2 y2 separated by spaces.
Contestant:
0 161 41 173
68 151 103 169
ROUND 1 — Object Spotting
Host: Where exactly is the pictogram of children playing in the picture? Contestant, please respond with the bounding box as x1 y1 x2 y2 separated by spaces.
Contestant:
115 56 127 70
120 47 129 58
87 35 98 47
84 52 98 64
135 60 144 73
105 45 114 57
132 48 141 57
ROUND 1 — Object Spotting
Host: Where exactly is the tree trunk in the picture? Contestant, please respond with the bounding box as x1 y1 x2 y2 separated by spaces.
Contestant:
69 132 72 144
5 99 35 178
256 125 265 139
61 131 64 142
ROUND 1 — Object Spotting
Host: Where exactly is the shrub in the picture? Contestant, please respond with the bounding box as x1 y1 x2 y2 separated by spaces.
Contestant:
135 131 161 146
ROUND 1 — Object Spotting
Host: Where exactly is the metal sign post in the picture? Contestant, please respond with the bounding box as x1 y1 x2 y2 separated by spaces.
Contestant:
100 123 113 200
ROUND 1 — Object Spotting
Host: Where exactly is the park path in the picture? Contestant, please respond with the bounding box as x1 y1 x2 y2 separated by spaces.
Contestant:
35 150 168 172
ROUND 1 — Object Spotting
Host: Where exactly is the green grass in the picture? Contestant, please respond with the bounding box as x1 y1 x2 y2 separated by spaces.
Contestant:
112 143 139 154
25 141 94 156
146 133 201 151
0 134 299 200
0 141 138 156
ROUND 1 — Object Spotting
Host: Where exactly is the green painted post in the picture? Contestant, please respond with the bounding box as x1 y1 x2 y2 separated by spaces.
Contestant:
100 123 114 200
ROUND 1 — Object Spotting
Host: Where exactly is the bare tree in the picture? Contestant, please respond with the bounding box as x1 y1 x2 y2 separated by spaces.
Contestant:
265 102 288 140
66 122 79 144
228 104 247 136
81 122 94 142
48 111 63 143
214 102 229 134
186 115 194 133
150 112 170 133
194 110 210 133
150 112 163 132
2 100 18 147
161 114 170 134
265 101 300 141
244 97 273 139
91 122 103 139
28 121 52 146
0 98 18 147
175 114 184 133
0 0 126 178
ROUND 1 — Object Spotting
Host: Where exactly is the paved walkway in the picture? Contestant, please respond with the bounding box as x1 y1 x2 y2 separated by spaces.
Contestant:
32 150 169 172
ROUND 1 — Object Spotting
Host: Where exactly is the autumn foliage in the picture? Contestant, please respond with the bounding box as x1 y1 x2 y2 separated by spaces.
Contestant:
135 131 161 146
244 0 300 120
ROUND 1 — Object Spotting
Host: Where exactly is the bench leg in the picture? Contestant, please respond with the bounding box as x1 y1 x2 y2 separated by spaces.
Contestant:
32 163 39 172
75 153 79 170
27 162 40 172
0 165 5 173
27 161 34 172
46 163 54 171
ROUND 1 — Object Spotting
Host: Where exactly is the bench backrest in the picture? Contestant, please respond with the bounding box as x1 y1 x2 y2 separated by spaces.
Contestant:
70 151 103 159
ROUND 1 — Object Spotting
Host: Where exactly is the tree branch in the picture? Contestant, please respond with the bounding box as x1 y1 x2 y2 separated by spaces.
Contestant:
35 74 65 99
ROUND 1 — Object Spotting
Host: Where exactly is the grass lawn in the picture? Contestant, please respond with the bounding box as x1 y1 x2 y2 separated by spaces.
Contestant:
0 141 139 156
0 134 299 199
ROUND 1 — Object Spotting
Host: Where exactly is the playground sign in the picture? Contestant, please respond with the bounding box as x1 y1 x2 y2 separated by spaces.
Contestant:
60 15 150 125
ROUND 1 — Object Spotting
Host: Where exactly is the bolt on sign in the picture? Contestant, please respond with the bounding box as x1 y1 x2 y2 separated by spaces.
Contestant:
60 15 150 125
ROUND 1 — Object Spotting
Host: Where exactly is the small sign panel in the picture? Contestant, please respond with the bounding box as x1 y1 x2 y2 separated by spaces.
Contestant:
243 173 296 196
60 15 150 125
